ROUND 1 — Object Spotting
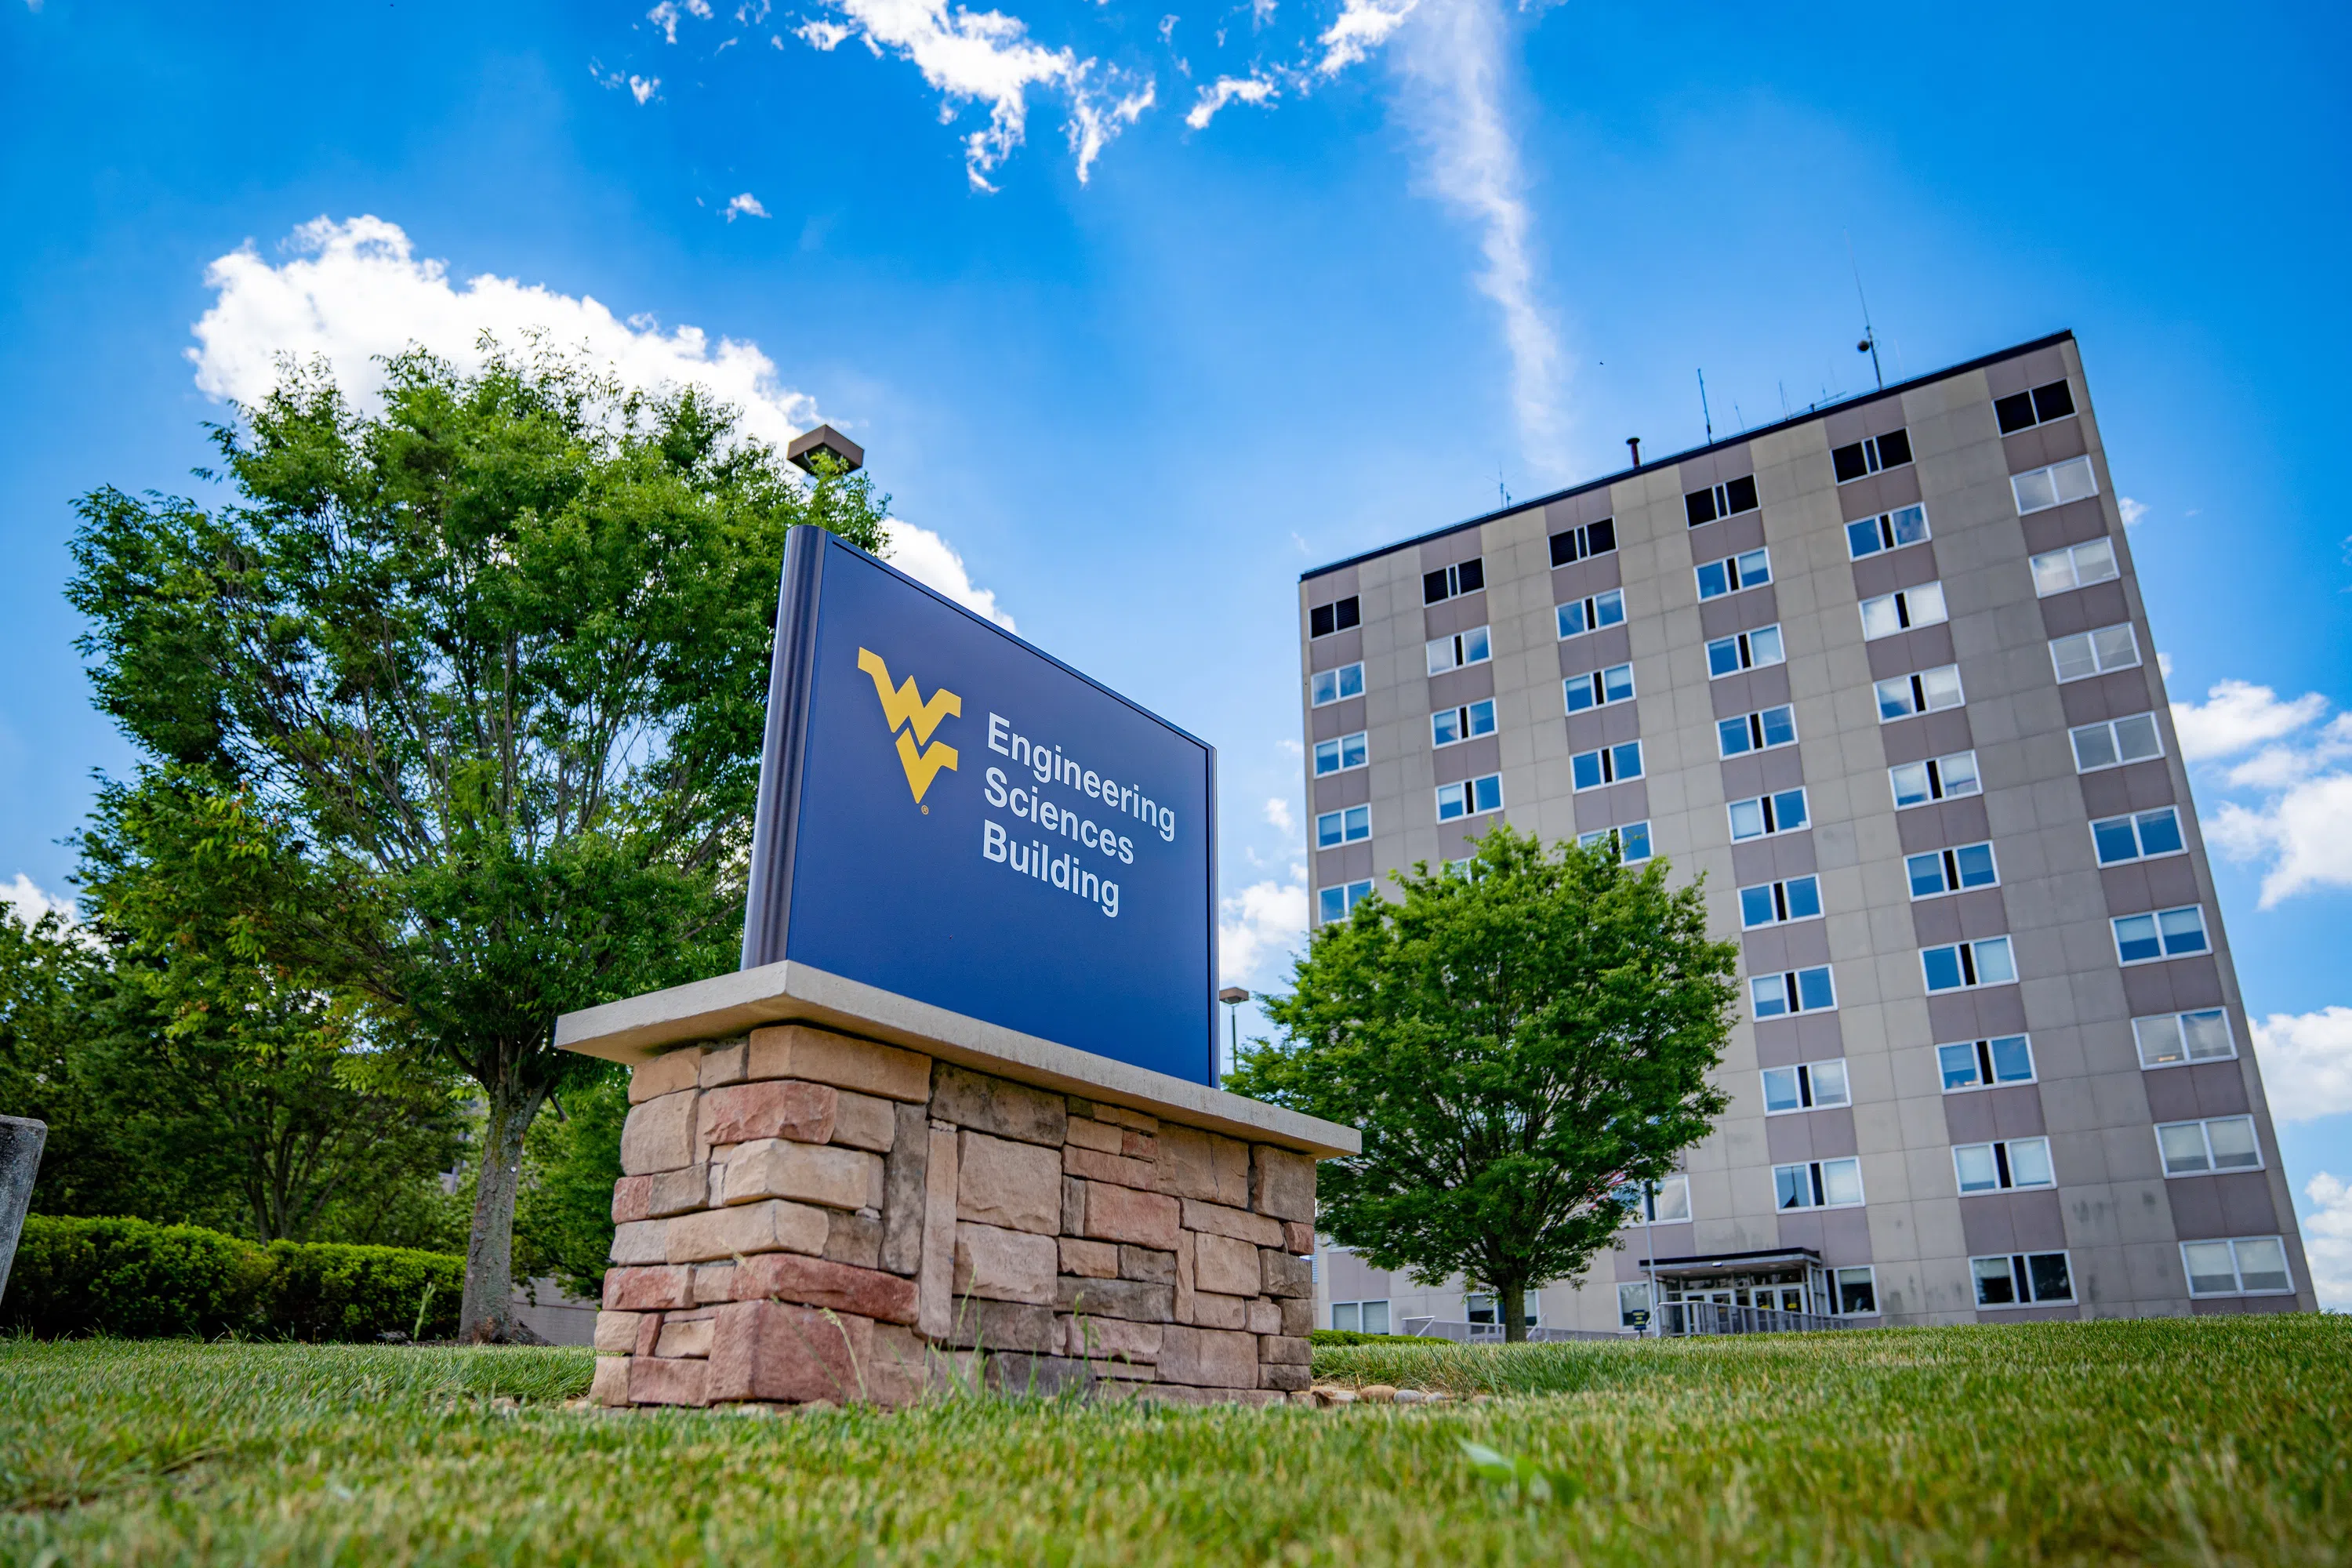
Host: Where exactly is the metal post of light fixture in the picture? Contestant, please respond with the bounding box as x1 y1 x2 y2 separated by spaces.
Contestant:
1217 987 1250 1078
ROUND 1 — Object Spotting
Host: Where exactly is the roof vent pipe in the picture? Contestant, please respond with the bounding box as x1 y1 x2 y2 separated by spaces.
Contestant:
1625 436 1642 469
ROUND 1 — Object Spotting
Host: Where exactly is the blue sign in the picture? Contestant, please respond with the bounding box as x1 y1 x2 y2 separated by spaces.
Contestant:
742 527 1217 1084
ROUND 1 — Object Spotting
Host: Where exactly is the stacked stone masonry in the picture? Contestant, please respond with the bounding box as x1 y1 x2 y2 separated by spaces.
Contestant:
593 1022 1321 1410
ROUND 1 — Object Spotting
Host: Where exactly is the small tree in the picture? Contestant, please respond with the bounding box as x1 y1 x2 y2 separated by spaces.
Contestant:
1227 825 1738 1341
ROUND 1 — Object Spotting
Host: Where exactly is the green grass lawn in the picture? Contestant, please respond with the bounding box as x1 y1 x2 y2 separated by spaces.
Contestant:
4 1316 2348 1564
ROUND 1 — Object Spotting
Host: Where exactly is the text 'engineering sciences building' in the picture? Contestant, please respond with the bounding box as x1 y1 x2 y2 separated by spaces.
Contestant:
1298 332 2315 1332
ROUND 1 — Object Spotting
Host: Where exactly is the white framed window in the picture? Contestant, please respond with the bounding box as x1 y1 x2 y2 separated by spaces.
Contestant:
1860 583 1949 642
1425 626 1493 675
2087 809 2183 869
1876 665 1965 720
1695 547 1771 601
1752 966 1837 1018
1973 1251 2074 1307
1833 1266 1878 1316
1436 774 1504 821
1617 1281 1653 1327
2013 455 2098 514
1707 623 1785 677
1728 787 1809 842
1557 588 1626 639
1923 936 2016 993
1423 557 1485 604
1311 662 1366 707
1309 595 1359 639
1686 474 1759 527
1432 699 1497 748
2030 537 2118 597
1330 1299 1392 1334
1315 805 1370 849
2050 623 2141 683
1614 1174 1691 1224
1579 822 1653 863
1995 379 2076 434
1762 1058 1850 1114
1890 750 1981 809
2112 906 2209 965
1719 705 1798 758
1739 874 1822 929
1832 428 1912 482
1571 742 1643 791
2181 1236 2292 1298
2132 1008 2235 1069
1548 518 1617 567
1939 1035 2035 1092
2071 713 2164 772
2157 1116 2262 1178
1312 731 1367 776
1846 503 1931 560
1316 880 1374 924
1955 1137 2055 1193
1566 663 1636 713
1907 842 1998 898
1774 1157 1864 1210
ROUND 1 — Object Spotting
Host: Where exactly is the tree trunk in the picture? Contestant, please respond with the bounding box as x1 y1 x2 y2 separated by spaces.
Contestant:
1502 1280 1529 1343
459 1075 550 1342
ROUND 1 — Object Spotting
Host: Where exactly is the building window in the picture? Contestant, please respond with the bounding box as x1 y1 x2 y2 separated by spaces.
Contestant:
1939 1035 2036 1091
1548 518 1617 567
1571 742 1643 791
1973 1251 2074 1307
1860 583 1948 641
1424 557 1486 605
1557 588 1627 639
1686 474 1760 528
1617 1282 1653 1327
2133 1008 2234 1069
1436 774 1504 820
1316 880 1374 924
1846 504 1931 560
1579 822 1653 863
1994 378 2076 434
1432 699 1497 747
1718 705 1798 758
2071 713 2164 772
1614 1174 1692 1224
1762 1058 1849 1113
2050 624 2141 684
1907 842 1998 898
1315 805 1370 849
1832 427 1913 483
1465 1294 1541 1328
2157 1116 2262 1178
1876 666 1965 721
2112 906 2209 965
1752 966 1837 1019
1774 1156 1864 1210
1695 547 1771 601
1955 1137 2055 1193
1311 662 1365 707
2181 1236 2292 1298
2030 537 2119 597
1728 787 1809 842
1922 936 2016 992
1890 750 1981 809
2092 807 2184 866
1740 874 1823 929
1707 623 1785 677
1566 663 1637 713
1426 626 1493 675
1331 1299 1391 1334
2013 455 2098 514
1312 731 1368 775
1309 595 1360 639
1834 1266 1878 1316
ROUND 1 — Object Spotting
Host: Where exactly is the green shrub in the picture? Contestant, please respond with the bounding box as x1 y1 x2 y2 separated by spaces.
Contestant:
2 1215 465 1341
1307 1327 1428 1347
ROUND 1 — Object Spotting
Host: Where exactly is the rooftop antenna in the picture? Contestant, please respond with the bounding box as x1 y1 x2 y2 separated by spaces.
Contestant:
1846 230 1884 390
1497 464 1511 510
1697 369 1714 441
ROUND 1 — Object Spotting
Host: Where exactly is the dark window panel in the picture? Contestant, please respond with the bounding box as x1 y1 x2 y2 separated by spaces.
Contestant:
1994 390 2037 434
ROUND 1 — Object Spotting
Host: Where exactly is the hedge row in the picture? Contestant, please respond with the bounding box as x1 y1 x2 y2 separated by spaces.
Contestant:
2 1215 465 1341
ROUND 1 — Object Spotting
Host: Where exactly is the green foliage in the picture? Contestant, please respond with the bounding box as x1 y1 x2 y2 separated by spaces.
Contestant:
1457 1439 1581 1507
514 1062 629 1299
1305 1328 1426 1347
1 1215 463 1341
1229 825 1739 1339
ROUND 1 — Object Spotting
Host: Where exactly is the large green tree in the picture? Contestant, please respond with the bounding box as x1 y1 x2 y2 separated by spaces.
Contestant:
1228 826 1739 1341
67 345 889 1338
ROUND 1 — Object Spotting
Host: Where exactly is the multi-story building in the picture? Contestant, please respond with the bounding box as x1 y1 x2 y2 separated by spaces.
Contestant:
1298 331 2316 1332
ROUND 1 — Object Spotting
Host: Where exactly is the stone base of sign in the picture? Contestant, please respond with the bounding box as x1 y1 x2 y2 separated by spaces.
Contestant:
559 963 1355 1412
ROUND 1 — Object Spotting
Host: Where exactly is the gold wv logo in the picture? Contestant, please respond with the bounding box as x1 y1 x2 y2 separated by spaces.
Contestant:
857 648 961 804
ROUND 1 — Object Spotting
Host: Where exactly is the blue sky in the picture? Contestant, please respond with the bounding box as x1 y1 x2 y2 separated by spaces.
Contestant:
5 0 2350 1294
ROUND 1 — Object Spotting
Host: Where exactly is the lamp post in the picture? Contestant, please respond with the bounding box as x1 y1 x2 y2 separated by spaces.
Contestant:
1217 987 1250 1078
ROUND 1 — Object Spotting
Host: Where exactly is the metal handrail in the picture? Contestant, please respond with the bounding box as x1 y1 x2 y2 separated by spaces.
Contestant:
1394 1302 1857 1341
1399 1317 1630 1344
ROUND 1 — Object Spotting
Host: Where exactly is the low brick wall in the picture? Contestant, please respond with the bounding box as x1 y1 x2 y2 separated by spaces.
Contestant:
592 1022 1319 1410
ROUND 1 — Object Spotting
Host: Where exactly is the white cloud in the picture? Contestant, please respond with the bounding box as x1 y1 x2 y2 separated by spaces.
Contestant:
1218 876 1308 987
2251 1007 2352 1123
632 74 663 103
2119 495 2147 528
1185 73 1276 129
1069 77 1156 182
2171 678 2328 761
724 191 771 221
0 873 74 928
1316 0 1418 74
881 521 1015 630
2212 769 2352 906
2157 651 2173 679
647 0 713 43
1262 797 1294 834
2303 1173 2352 1310
798 19 850 46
